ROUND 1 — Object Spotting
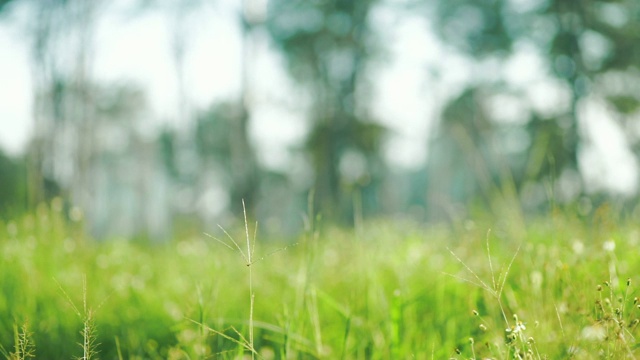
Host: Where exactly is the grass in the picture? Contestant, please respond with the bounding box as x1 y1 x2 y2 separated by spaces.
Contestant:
1 199 640 358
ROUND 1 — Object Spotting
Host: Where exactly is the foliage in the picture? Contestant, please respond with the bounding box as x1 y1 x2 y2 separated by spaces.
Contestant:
267 0 386 222
428 0 640 205
0 150 28 217
195 103 260 214
2 0 640 238
0 0 13 14
2 200 640 358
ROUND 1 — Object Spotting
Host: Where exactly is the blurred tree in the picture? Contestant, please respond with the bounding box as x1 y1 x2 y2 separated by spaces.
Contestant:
267 0 386 222
0 150 28 217
194 102 254 213
153 0 260 216
11 0 103 211
89 84 169 239
231 0 261 214
0 0 29 218
0 0 14 13
167 0 204 212
159 128 180 180
3 0 169 238
428 0 640 209
427 87 494 209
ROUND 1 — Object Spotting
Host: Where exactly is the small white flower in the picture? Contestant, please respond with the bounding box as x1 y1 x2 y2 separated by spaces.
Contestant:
530 271 543 292
603 240 616 252
581 325 606 341
507 321 527 334
572 240 584 255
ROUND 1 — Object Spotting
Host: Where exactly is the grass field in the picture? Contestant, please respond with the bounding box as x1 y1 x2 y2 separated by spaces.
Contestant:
1 199 640 359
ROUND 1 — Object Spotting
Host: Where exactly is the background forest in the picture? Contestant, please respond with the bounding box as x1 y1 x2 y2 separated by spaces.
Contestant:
1 0 640 238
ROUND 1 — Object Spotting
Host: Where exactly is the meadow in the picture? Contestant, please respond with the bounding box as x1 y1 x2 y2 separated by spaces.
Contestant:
1 199 640 359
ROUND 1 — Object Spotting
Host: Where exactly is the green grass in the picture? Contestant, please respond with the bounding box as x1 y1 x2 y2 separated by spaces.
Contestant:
1 200 640 359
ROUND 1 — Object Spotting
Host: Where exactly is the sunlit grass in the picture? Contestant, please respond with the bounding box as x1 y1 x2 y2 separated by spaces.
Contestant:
1 199 639 359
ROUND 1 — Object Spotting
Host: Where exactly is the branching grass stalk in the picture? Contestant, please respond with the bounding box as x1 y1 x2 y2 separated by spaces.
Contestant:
204 201 257 357
187 319 259 358
55 275 99 360
204 200 298 358
0 323 36 360
18 324 35 360
445 230 521 326
243 200 256 360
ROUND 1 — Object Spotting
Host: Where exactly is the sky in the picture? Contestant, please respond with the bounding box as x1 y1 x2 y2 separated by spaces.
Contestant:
0 19 32 156
0 0 637 195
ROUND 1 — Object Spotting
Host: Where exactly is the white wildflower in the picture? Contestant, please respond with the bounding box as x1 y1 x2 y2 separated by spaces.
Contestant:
572 240 584 255
530 271 543 292
603 240 616 252
581 325 606 341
